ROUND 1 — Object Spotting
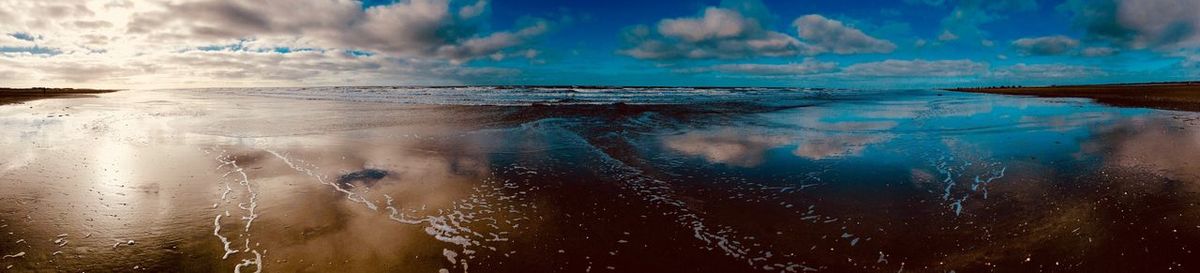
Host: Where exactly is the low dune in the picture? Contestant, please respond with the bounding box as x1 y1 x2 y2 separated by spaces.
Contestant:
0 87 119 105
947 82 1200 112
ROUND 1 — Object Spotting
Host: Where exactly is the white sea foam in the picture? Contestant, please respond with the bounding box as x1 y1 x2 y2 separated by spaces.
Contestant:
213 214 238 259
268 150 537 273
209 149 265 272
930 155 1008 216
1 252 24 259
233 250 262 273
592 146 817 272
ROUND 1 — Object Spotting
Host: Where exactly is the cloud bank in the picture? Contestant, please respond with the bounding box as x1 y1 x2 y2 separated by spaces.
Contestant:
0 0 546 88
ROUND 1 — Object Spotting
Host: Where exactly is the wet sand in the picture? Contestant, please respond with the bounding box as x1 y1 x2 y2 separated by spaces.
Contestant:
1 88 1199 273
947 82 1200 112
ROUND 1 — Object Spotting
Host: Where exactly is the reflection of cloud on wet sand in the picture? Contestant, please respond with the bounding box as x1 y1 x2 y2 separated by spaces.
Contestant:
1083 115 1200 184
663 130 789 167
200 124 537 272
1017 111 1117 132
662 102 901 166
663 125 894 166
791 134 891 160
782 106 899 158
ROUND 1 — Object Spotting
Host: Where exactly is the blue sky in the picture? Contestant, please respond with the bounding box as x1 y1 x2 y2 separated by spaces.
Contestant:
475 0 1197 87
1 0 1198 88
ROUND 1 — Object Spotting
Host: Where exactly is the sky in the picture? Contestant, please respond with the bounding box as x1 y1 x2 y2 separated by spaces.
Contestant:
1 0 1199 89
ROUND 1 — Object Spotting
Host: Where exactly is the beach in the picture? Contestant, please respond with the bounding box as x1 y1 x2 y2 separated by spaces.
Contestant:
1 87 1199 273
948 82 1200 112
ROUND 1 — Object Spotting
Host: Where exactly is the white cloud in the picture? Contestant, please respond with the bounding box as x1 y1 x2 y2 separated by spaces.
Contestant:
1011 35 1080 55
620 4 892 60
620 7 810 60
843 59 989 77
659 8 755 42
793 14 896 54
457 0 487 19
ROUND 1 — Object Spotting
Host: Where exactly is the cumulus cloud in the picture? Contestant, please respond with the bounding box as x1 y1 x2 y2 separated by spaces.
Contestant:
1011 35 1080 55
793 15 896 54
0 0 544 88
619 1 891 61
658 8 755 42
1062 0 1200 49
619 7 810 60
843 59 989 77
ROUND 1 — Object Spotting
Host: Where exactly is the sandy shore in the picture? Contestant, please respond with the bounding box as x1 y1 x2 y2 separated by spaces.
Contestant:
0 88 118 105
1 88 1199 272
947 82 1200 112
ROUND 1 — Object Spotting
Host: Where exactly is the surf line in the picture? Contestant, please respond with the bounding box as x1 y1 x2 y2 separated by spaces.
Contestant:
205 148 264 273
931 155 1007 216
590 147 818 272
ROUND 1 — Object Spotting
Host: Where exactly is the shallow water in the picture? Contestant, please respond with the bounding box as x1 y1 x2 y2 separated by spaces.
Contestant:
0 88 1198 273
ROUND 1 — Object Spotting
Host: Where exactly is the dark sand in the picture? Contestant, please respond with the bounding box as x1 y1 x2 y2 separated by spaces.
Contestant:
0 88 118 105
947 82 1200 112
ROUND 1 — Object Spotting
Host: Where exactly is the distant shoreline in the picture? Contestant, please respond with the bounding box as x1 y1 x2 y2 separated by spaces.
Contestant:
0 88 120 105
945 82 1200 112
